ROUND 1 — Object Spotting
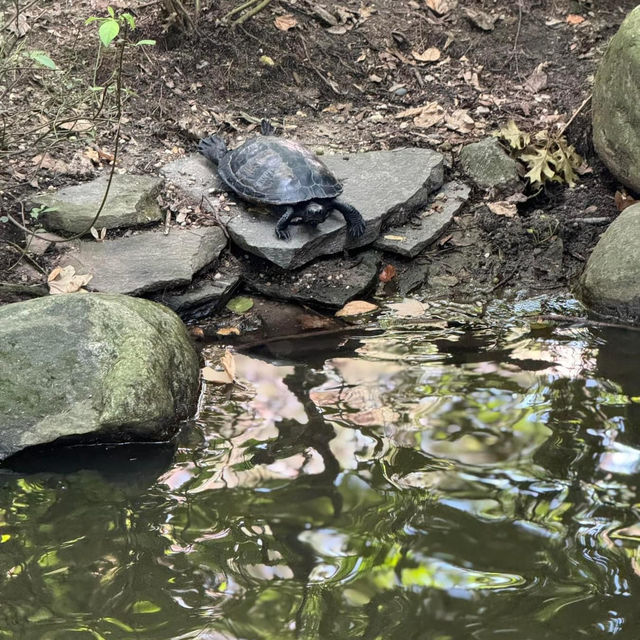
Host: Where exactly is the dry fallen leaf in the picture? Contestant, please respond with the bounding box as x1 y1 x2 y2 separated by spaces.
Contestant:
201 366 233 385
566 14 585 25
412 47 441 63
387 298 428 317
59 119 93 132
463 7 497 31
379 264 397 283
217 326 241 336
47 265 93 294
274 14 298 31
397 102 445 129
426 0 457 15
444 109 474 133
336 300 379 317
524 64 548 93
615 190 638 212
383 234 407 241
487 201 518 217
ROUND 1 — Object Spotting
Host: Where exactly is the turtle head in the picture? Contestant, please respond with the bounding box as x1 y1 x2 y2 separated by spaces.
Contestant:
198 135 227 166
303 201 330 225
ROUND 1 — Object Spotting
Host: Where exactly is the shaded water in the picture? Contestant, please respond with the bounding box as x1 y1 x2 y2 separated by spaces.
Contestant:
3 295 640 639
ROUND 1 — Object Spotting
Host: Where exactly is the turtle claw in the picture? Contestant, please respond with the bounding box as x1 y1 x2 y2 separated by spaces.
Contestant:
275 228 291 241
348 218 366 239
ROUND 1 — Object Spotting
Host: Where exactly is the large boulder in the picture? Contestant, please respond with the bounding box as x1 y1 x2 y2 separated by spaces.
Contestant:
0 293 200 460
579 203 640 322
593 7 640 192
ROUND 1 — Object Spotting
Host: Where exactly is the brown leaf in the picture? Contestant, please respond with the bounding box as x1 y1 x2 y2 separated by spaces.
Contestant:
566 14 585 25
274 14 298 31
463 7 497 31
615 190 638 212
524 64 548 93
412 47 441 63
400 102 445 129
335 300 378 317
444 108 474 133
189 327 205 340
201 366 233 385
217 326 241 336
59 119 93 132
425 0 457 16
47 265 93 294
487 201 518 217
379 264 397 283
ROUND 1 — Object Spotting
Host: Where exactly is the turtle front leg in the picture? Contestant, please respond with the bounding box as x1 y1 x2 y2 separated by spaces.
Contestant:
275 206 296 240
332 199 366 239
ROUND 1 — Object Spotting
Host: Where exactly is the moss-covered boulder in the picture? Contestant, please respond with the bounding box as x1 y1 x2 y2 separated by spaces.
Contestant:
593 6 640 192
0 293 200 460
579 204 640 323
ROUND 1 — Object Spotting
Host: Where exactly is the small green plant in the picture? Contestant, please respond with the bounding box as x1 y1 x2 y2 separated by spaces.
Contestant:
28 205 57 220
495 120 584 189
86 7 155 48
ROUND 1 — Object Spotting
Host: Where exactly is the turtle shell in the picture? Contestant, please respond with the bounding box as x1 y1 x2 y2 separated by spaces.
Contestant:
218 136 343 205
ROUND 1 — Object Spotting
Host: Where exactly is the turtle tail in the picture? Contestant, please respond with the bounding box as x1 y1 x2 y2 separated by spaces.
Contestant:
198 135 227 166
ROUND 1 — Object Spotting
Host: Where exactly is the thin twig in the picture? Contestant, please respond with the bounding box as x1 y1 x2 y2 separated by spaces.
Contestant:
558 93 592 138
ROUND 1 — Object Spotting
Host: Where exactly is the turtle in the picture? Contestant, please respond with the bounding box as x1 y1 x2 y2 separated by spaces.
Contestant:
197 120 366 241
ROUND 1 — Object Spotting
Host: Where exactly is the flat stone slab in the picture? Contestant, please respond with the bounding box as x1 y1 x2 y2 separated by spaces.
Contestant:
375 181 470 257
162 147 444 270
59 227 227 295
36 174 163 234
153 268 241 319
243 250 381 308
160 154 225 208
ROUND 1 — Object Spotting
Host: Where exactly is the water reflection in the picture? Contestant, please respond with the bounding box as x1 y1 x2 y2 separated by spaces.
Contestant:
2 295 640 638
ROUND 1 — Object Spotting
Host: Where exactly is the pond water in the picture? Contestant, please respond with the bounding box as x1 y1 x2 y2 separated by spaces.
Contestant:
3 294 640 639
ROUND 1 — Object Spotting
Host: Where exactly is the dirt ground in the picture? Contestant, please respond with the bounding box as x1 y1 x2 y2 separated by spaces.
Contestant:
0 0 636 305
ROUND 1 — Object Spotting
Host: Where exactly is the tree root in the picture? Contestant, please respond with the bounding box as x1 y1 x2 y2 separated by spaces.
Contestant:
222 0 274 26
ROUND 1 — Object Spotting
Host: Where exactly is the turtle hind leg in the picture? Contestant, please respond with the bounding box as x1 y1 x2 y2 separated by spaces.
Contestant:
275 206 296 240
332 199 366 239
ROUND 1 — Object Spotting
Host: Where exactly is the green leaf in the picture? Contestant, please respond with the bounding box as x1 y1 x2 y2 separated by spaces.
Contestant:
28 51 57 70
135 39 156 46
107 6 115 17
121 12 136 29
85 16 99 24
132 600 161 614
226 296 254 314
99 18 120 47
0 216 8 223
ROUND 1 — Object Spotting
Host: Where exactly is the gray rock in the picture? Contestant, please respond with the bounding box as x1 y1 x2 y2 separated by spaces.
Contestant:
0 293 199 460
162 148 444 270
36 174 163 234
459 137 520 193
160 153 226 208
154 269 241 318
244 250 381 308
580 203 640 322
375 181 470 257
592 7 640 192
59 227 227 295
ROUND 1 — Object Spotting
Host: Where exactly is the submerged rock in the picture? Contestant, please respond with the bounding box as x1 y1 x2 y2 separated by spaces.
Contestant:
592 6 640 192
58 227 227 295
0 293 200 461
36 174 163 234
243 250 381 308
162 147 444 269
459 137 520 194
580 203 640 323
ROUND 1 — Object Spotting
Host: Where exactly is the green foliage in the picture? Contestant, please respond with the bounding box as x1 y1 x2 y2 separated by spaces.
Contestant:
28 205 56 220
495 120 583 189
26 50 57 70
86 9 156 48
226 296 254 314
